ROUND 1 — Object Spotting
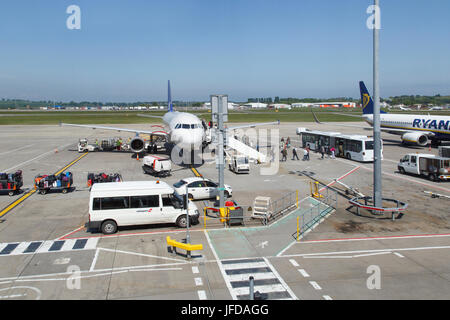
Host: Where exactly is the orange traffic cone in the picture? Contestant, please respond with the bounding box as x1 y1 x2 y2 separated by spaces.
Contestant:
136 153 140 161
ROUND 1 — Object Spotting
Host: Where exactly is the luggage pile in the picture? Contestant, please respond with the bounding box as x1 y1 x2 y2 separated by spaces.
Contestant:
34 172 73 194
87 173 122 187
0 170 23 196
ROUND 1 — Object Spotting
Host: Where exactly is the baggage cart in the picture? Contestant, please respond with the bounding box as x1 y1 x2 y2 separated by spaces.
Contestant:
34 172 74 195
0 170 23 196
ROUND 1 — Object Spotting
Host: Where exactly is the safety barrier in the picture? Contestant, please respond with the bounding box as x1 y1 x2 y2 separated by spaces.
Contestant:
348 196 407 220
294 185 338 241
166 236 203 259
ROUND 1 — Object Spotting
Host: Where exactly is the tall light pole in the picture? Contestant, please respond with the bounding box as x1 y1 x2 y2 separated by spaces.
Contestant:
372 0 382 208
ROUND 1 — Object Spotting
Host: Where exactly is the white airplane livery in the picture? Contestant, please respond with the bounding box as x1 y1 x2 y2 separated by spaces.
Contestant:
62 81 279 154
61 81 210 153
313 82 450 147
359 81 450 146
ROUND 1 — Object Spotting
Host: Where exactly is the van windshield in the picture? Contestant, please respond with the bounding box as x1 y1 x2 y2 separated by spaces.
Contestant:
173 180 187 188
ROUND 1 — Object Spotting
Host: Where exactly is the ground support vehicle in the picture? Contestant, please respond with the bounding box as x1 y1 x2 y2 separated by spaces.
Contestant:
0 171 23 196
143 155 172 177
87 173 123 188
34 172 74 194
398 154 450 181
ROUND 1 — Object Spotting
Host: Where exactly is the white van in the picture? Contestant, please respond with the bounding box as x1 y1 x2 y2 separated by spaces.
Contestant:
87 181 200 234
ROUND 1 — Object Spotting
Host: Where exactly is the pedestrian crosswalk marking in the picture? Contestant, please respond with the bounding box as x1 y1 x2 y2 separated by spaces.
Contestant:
219 257 296 300
0 238 98 256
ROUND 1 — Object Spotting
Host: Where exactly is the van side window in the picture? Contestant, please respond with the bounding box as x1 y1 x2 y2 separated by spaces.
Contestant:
162 194 173 207
130 195 159 208
101 197 129 210
93 198 101 210
411 156 417 164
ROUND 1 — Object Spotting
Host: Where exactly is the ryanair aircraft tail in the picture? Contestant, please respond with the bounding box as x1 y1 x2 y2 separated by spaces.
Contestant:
168 80 173 112
360 81 386 115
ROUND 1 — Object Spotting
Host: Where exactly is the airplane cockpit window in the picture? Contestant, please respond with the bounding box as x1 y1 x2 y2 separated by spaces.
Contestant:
182 124 190 129
175 124 181 129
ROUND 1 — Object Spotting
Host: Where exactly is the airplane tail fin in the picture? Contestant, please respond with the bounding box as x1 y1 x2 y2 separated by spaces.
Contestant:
168 80 173 112
359 81 386 114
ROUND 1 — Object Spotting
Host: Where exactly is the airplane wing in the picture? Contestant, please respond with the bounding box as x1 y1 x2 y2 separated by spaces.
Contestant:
227 120 280 131
136 114 165 119
60 123 169 136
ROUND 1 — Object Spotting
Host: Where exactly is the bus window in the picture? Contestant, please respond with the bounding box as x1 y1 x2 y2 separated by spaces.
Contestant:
365 141 374 150
130 195 159 208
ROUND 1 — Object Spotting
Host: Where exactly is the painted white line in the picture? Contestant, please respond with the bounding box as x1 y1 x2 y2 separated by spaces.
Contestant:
1 142 74 172
204 230 237 300
234 285 288 296
89 249 100 272
192 266 199 274
195 277 203 286
352 251 392 258
10 242 31 255
227 273 277 282
309 281 322 290
198 290 207 300
393 252 405 258
85 238 99 250
282 245 450 259
0 294 27 299
98 247 186 263
0 144 33 156
221 261 268 270
300 233 450 244
60 239 76 251
289 259 299 267
35 241 54 253
323 295 333 300
264 258 298 300
298 269 310 278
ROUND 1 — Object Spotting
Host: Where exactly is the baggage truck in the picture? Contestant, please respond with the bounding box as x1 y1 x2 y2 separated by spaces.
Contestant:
0 170 23 196
398 154 450 182
143 155 171 177
34 172 74 194
87 173 123 188
78 138 99 152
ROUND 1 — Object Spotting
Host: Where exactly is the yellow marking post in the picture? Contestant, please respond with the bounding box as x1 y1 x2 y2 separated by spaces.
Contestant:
166 236 203 251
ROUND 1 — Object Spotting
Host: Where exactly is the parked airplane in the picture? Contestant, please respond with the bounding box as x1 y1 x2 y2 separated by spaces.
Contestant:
312 81 450 147
61 81 279 155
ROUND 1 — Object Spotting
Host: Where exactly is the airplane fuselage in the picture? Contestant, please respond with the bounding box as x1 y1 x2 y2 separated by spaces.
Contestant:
363 114 450 140
163 111 206 149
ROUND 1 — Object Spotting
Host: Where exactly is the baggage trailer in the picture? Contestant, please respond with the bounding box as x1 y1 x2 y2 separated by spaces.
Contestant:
87 172 123 188
398 154 450 182
34 172 74 194
0 170 23 196
143 155 171 177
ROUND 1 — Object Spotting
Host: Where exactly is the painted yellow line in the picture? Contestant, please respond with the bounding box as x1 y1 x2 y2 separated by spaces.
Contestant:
0 152 89 219
0 189 36 218
191 166 202 177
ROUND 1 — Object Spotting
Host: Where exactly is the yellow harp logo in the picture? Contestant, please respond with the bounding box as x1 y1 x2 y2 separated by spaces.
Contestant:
363 94 370 109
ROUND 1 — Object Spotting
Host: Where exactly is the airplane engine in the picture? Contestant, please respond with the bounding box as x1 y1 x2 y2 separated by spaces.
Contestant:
130 137 145 153
401 132 429 146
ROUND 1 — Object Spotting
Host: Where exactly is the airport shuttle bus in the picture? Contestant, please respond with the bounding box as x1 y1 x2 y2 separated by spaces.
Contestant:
297 129 383 162
87 181 200 234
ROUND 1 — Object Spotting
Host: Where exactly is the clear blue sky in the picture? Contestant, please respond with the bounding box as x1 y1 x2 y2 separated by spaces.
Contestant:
0 0 449 102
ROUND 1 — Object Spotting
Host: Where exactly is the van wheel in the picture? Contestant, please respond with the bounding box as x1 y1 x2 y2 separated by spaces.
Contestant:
101 220 118 234
398 167 405 174
188 193 194 200
176 215 188 228
428 174 437 182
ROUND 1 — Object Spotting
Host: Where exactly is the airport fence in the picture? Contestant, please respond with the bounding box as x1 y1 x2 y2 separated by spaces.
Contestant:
293 185 338 241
